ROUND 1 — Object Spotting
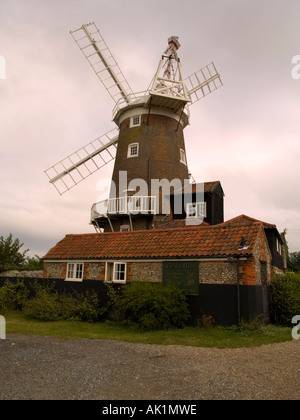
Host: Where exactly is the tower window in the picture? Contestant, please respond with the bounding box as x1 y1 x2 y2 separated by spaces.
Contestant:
180 149 187 165
128 143 139 158
130 115 141 127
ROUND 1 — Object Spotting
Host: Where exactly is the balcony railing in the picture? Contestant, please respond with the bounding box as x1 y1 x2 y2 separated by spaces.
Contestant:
91 196 156 221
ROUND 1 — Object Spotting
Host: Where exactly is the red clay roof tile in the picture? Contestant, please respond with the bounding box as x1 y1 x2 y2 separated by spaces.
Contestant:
44 223 262 261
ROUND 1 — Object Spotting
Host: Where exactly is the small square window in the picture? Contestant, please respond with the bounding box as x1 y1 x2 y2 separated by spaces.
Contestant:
130 115 141 127
128 143 139 158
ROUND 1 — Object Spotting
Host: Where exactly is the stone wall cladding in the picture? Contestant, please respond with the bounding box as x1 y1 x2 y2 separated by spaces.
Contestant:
199 261 237 284
88 263 103 280
0 270 43 278
129 262 162 283
44 262 64 279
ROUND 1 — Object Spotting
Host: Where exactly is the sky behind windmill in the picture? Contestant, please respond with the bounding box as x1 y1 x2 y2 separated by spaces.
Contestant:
1 0 300 256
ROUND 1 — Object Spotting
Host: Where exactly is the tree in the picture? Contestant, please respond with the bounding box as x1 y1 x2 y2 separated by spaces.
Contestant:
288 251 300 273
0 233 29 273
23 255 44 271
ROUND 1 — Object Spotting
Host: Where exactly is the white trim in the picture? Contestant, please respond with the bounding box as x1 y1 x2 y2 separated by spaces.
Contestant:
45 257 249 264
180 149 187 165
117 104 187 127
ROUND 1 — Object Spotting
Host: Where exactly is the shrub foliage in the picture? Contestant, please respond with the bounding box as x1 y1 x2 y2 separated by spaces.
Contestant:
0 279 30 311
112 281 190 331
0 280 113 322
270 273 300 325
0 279 190 330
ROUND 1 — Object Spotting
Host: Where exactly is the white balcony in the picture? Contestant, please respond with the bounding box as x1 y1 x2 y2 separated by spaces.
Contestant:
91 196 156 221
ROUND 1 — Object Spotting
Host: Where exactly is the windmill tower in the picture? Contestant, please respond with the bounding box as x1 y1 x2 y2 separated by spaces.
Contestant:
45 23 222 232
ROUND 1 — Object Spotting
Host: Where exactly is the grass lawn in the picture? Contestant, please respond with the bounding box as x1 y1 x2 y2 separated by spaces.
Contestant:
3 311 292 349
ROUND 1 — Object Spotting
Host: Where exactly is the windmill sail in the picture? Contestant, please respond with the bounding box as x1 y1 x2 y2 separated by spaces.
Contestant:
70 22 135 105
185 62 222 104
45 128 119 195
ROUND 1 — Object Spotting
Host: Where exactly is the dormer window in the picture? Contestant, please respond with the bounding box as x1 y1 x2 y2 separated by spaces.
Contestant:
128 143 139 158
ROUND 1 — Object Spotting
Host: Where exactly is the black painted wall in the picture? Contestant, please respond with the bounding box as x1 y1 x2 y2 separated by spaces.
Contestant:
0 278 270 326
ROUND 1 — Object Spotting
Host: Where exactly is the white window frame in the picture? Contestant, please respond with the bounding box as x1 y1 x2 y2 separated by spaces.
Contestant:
120 224 130 232
180 149 187 165
276 238 282 255
66 262 84 282
105 262 127 284
186 202 207 219
130 115 141 128
127 143 139 158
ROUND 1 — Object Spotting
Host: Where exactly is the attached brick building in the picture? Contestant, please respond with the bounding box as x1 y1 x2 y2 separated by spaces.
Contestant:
44 215 285 324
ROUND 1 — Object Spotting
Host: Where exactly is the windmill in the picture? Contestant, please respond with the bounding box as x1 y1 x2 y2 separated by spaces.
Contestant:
45 22 222 232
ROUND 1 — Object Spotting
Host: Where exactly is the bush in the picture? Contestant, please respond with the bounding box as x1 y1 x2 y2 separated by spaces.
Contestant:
24 287 62 321
0 279 115 322
270 273 300 325
59 290 100 322
24 286 102 322
0 279 30 311
113 281 190 331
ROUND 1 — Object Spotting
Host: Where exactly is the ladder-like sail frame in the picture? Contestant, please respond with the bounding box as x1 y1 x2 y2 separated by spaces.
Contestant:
185 62 223 104
45 128 119 195
70 22 135 105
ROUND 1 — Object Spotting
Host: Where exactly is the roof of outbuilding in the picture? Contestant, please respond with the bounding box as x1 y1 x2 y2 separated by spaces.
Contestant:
171 180 224 196
44 222 263 261
219 214 276 229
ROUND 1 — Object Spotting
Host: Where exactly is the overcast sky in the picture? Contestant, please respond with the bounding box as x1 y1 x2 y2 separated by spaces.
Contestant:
1 0 300 257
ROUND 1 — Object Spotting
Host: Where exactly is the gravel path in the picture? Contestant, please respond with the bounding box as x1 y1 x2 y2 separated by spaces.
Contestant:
0 334 299 400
